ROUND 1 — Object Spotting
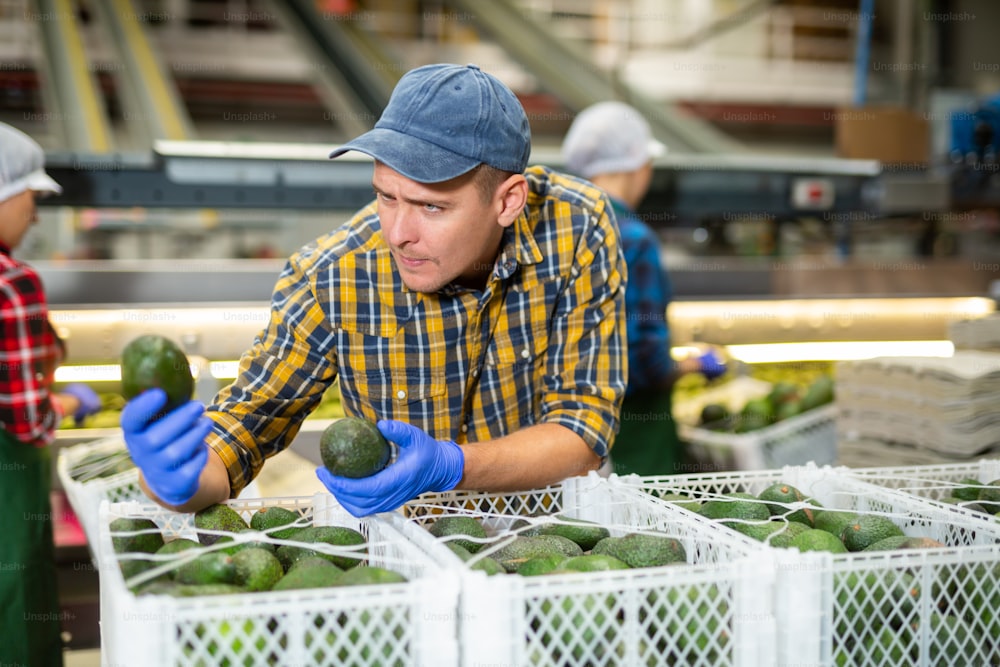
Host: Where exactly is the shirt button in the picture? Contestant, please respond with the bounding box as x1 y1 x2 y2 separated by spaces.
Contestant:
35 372 44 381
461 424 468 433
396 390 406 400
521 348 530 359
471 369 479 378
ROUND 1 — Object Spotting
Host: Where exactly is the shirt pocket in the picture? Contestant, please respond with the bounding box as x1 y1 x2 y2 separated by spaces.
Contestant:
338 360 447 424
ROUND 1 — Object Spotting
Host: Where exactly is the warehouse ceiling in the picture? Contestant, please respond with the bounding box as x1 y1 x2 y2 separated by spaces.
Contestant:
0 0 905 156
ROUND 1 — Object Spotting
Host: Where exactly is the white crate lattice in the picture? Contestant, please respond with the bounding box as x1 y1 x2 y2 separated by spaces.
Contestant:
98 493 459 667
611 463 1000 667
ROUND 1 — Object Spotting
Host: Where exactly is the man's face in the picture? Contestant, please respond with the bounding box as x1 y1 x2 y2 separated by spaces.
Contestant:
373 163 509 293
0 190 38 249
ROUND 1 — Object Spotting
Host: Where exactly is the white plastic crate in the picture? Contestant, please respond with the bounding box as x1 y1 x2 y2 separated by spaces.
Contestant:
397 474 776 667
57 436 146 560
98 494 459 667
59 436 263 562
613 464 1000 667
678 403 838 470
846 459 1000 519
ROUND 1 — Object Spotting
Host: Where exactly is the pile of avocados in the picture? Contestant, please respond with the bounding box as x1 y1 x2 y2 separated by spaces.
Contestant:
660 481 949 553
698 375 834 434
424 513 687 576
661 482 1000 664
938 477 1000 517
109 503 405 598
423 514 732 664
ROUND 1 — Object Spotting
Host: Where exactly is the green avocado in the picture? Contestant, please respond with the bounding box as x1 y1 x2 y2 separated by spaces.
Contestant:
334 565 407 587
193 504 249 546
120 334 194 412
536 516 611 551
319 417 393 478
271 559 343 591
175 552 237 585
428 515 489 553
232 547 284 591
110 517 164 555
591 532 686 568
839 515 904 552
249 506 302 540
275 525 366 571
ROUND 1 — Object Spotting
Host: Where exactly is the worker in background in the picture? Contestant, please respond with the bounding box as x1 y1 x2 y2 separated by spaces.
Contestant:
0 122 102 666
120 63 627 517
561 101 727 476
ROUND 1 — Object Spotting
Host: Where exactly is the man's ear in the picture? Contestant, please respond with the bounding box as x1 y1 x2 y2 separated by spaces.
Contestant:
496 174 528 228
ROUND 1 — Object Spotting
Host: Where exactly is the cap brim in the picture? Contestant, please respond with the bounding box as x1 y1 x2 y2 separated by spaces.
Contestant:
329 128 480 183
25 169 62 196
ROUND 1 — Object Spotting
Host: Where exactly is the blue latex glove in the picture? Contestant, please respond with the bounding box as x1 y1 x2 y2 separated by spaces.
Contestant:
61 383 101 425
316 419 464 517
697 348 728 380
120 388 211 506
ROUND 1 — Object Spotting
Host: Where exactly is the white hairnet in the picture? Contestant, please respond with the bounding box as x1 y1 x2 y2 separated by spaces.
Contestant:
0 122 62 203
561 101 666 178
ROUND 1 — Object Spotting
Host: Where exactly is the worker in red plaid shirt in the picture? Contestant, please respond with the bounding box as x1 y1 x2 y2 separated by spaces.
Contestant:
0 122 102 667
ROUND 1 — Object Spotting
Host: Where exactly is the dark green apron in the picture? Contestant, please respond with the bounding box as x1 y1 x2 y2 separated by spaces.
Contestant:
609 389 682 476
0 430 64 666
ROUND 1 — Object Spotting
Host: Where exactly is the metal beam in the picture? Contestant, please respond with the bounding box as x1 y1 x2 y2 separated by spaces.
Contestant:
91 0 195 144
30 0 114 151
39 145 884 221
444 0 745 154
266 0 398 137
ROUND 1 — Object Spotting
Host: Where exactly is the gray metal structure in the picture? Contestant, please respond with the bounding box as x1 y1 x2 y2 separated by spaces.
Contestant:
40 142 887 222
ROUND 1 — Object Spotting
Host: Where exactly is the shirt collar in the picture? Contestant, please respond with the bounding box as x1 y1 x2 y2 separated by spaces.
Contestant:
494 210 542 281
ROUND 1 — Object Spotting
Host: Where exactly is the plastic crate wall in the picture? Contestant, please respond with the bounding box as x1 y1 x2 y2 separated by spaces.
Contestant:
612 464 1000 667
57 437 146 560
678 403 838 470
399 474 777 667
98 494 459 667
846 458 1000 504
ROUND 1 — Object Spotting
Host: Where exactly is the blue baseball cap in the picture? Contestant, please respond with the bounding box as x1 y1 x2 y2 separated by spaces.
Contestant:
329 63 531 183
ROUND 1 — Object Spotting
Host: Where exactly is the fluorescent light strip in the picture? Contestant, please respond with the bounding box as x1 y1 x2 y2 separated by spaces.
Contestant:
725 340 955 364
56 341 956 382
54 363 210 383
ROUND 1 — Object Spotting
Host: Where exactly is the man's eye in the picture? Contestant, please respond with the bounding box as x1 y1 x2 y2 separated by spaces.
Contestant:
377 192 395 202
424 204 441 212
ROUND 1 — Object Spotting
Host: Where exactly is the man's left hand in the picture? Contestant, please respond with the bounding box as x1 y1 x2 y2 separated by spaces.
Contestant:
316 419 464 517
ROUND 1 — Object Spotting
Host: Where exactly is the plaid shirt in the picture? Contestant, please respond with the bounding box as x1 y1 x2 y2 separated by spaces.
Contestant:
0 245 63 445
610 197 675 395
207 166 627 496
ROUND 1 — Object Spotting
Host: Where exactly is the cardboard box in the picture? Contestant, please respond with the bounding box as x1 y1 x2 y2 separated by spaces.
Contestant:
834 105 930 165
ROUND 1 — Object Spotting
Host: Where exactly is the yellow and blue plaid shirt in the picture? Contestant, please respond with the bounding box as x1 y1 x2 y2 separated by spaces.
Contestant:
207 166 627 496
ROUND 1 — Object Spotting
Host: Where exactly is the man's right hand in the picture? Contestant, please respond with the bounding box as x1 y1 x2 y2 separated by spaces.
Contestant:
120 388 212 507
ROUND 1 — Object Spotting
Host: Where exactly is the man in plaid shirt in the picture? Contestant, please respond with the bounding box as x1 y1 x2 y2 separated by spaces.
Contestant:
121 64 628 516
